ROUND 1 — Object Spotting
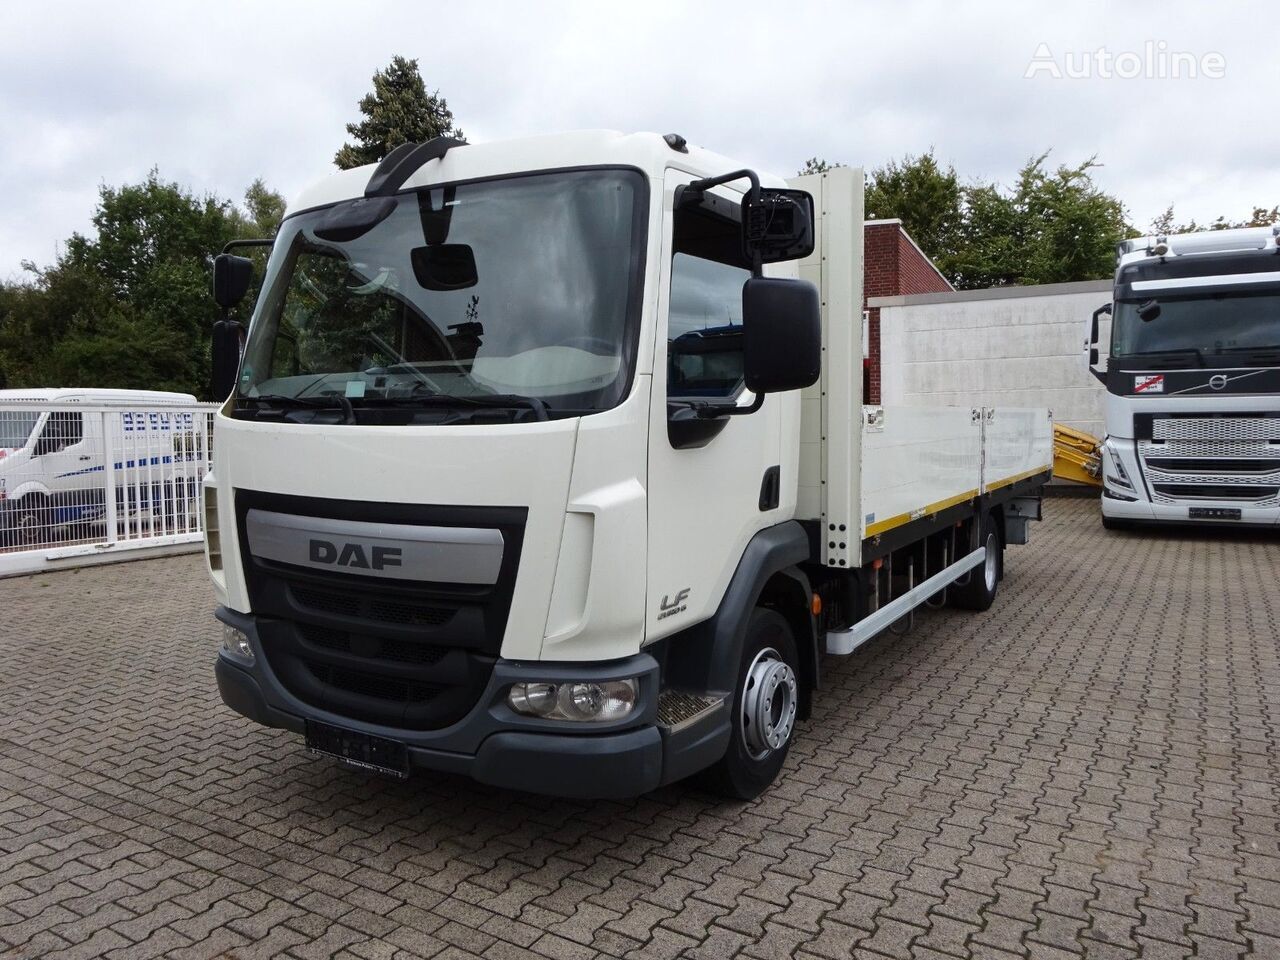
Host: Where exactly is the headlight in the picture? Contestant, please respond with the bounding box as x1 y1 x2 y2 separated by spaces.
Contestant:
221 624 253 662
507 678 638 722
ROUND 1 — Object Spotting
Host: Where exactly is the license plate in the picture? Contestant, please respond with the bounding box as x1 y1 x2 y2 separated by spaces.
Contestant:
305 720 409 779
1189 507 1242 521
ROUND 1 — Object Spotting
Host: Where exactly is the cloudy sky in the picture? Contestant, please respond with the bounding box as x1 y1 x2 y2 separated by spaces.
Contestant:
1 1 1274 280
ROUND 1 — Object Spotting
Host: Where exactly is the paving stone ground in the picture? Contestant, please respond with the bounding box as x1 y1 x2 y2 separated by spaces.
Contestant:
1 497 1277 960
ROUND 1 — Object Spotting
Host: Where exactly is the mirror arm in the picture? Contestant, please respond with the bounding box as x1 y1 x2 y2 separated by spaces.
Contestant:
222 238 275 255
688 392 764 420
683 169 764 275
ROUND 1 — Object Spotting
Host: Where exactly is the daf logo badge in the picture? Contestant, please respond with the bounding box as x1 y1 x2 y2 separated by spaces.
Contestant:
1208 374 1228 391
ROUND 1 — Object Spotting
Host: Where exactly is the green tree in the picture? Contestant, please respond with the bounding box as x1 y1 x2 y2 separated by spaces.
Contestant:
1151 204 1280 234
0 173 284 397
946 154 1128 289
864 151 963 272
334 56 463 170
797 157 845 176
238 178 287 236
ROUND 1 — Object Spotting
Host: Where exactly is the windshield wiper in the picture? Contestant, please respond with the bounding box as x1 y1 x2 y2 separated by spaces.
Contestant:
1208 346 1280 364
354 390 551 422
237 394 356 423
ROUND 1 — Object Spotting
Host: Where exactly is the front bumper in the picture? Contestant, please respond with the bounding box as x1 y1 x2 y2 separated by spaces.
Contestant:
1101 439 1280 527
1100 495 1280 527
214 608 700 799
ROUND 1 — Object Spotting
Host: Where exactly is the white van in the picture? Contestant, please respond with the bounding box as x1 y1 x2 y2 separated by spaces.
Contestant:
0 388 202 547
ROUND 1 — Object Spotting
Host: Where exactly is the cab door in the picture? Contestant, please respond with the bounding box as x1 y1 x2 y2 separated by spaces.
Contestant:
645 169 786 641
33 410 94 523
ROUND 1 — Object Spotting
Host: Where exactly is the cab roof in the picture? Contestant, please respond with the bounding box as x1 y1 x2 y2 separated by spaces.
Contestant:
287 130 787 216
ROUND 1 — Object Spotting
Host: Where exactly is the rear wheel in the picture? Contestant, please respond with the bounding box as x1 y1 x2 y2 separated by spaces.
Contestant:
950 514 1001 611
703 608 800 800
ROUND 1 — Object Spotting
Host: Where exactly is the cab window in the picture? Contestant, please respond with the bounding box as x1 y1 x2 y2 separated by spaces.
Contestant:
36 412 83 455
668 195 752 398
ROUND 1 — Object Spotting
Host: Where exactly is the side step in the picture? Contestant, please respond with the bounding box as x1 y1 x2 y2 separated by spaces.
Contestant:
657 691 725 731
825 547 986 656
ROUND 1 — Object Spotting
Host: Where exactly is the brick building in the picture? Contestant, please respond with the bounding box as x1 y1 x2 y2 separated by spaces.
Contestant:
863 219 952 402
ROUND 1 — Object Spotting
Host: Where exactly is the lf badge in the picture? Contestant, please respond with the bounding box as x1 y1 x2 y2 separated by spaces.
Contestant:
658 587 690 620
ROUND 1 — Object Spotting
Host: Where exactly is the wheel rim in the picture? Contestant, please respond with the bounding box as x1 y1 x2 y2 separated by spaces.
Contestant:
983 532 997 592
16 511 42 545
740 646 798 761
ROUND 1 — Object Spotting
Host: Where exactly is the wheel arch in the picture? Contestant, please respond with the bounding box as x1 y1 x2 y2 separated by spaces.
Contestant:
657 520 818 717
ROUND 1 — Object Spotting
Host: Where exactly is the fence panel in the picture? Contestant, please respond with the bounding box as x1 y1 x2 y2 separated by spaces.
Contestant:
0 400 218 576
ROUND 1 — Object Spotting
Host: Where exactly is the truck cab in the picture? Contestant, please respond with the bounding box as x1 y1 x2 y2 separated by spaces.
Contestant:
1086 227 1280 527
207 131 1049 799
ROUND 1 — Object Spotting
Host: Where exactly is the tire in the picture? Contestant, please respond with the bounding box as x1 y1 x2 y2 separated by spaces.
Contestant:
8 494 50 548
950 514 1001 612
703 608 801 800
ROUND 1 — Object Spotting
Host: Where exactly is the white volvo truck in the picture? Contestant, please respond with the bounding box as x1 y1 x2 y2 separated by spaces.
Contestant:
205 132 1051 799
1086 227 1280 528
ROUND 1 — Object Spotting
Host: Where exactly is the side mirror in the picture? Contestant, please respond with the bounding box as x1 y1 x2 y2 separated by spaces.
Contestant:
212 254 254 309
411 244 478 290
1087 303 1111 384
743 277 821 393
210 320 242 400
743 189 815 264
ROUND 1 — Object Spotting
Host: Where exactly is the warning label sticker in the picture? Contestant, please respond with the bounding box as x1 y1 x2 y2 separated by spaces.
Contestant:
1134 374 1165 394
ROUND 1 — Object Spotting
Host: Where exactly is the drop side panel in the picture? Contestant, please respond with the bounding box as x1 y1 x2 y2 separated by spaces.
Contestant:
860 406 982 544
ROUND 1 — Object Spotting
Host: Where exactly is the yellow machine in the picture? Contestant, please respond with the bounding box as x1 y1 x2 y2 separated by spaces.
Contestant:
1053 424 1102 487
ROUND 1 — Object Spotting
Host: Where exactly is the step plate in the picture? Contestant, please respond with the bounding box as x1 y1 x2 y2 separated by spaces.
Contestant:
657 691 723 730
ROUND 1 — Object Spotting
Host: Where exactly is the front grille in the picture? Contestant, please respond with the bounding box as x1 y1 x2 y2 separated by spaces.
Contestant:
236 489 527 731
306 661 445 704
1152 417 1280 442
1151 483 1279 501
291 583 454 627
1136 416 1280 508
299 623 449 665
1144 458 1278 474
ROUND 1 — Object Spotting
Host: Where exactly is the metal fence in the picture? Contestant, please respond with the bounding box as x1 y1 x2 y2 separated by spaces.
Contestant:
0 400 219 576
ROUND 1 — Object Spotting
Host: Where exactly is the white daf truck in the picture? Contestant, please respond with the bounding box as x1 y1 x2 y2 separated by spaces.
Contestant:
1086 226 1280 528
205 132 1051 799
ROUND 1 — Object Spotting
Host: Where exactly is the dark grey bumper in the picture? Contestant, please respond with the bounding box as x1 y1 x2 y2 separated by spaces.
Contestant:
214 607 672 799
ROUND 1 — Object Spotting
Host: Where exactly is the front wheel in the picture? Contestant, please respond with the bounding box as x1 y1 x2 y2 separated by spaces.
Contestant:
703 608 800 800
950 515 1001 612
7 495 50 549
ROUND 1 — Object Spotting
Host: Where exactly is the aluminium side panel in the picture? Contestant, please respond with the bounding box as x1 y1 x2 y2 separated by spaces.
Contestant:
860 406 983 547
981 407 1054 493
788 168 864 570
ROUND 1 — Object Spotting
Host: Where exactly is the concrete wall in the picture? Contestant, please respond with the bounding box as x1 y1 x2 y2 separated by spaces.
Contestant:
874 279 1111 436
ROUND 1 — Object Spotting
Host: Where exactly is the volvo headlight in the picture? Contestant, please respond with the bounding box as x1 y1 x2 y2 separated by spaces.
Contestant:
507 679 638 722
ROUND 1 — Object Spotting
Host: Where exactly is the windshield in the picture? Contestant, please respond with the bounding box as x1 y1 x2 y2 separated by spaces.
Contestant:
0 411 39 449
1112 289 1280 361
238 169 646 418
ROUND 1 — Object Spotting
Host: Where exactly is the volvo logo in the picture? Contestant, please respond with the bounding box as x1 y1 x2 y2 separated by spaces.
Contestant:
309 538 403 571
1208 374 1229 391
